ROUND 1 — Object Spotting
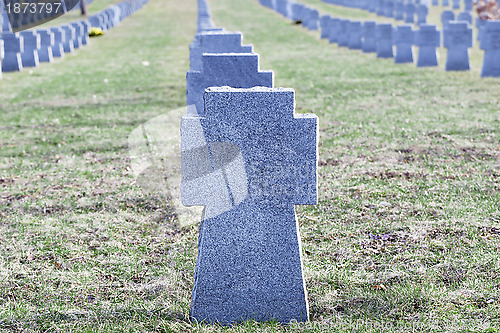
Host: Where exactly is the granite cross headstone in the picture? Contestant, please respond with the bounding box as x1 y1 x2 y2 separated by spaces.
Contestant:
186 53 274 115
1 32 23 72
444 21 473 70
182 86 318 324
376 23 394 58
417 4 428 25
19 31 39 68
362 21 377 52
480 20 500 77
338 19 350 47
452 0 460 9
457 11 472 24
415 24 441 66
49 27 65 58
36 29 54 63
328 17 340 44
395 25 415 63
405 3 416 23
441 10 455 29
348 21 363 49
60 25 75 53
395 1 405 20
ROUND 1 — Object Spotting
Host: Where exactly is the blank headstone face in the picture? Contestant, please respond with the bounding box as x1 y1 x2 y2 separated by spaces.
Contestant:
189 31 253 71
320 15 331 39
338 19 350 47
49 27 65 58
457 11 473 24
395 1 405 20
307 9 319 30
417 4 428 25
443 0 450 6
182 87 318 325
348 21 363 49
186 53 274 115
329 18 340 44
444 21 473 70
452 0 460 9
362 21 377 52
464 0 473 11
376 23 394 58
385 0 395 17
19 31 39 68
480 21 500 77
405 3 416 23
60 25 76 53
441 10 455 29
36 29 54 63
415 24 441 67
395 25 415 63
1 32 23 72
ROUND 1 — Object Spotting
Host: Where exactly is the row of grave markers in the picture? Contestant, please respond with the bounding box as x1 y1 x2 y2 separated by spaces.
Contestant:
0 0 149 78
182 0 318 325
259 0 500 77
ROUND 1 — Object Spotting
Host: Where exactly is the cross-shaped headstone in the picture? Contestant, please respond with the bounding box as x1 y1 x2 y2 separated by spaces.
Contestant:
376 23 394 58
362 21 377 52
49 27 65 58
432 0 439 6
457 11 472 24
415 24 441 67
189 31 253 71
338 19 350 47
328 17 340 44
452 0 461 9
395 25 415 63
1 32 23 72
476 17 487 41
70 22 84 49
405 3 416 23
19 31 40 68
395 1 405 20
441 10 455 29
182 87 318 324
377 0 385 16
320 15 331 39
186 53 274 115
348 21 362 50
60 25 76 54
444 21 473 71
480 21 500 77
385 0 395 17
36 29 54 63
464 0 473 11
443 0 450 6
306 9 320 30
417 4 428 25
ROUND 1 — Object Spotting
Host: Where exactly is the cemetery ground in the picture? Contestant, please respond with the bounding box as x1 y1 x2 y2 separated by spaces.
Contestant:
0 0 499 331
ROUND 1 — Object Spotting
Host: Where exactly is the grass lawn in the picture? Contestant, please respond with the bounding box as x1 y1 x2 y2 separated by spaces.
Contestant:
1 0 499 331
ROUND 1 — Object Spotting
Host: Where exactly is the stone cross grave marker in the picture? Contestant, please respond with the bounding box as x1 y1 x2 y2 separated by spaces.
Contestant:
480 21 500 77
190 31 253 71
182 87 318 324
320 15 331 39
415 24 441 67
338 19 350 47
405 3 416 23
307 9 319 30
417 4 428 25
385 0 395 17
457 11 472 24
19 30 39 68
377 0 385 16
452 0 460 9
443 0 450 6
328 17 340 44
395 1 405 20
36 29 54 63
60 25 75 53
432 0 439 6
362 21 377 52
444 21 473 70
186 53 274 115
348 21 363 50
464 0 473 11
441 10 455 29
49 27 65 58
376 23 394 58
395 25 415 63
1 32 22 72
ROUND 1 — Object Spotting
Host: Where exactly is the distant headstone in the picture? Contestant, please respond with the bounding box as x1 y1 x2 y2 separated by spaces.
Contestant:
376 23 394 58
190 31 253 71
183 87 317 324
441 10 455 29
306 9 319 30
394 25 415 63
443 0 450 6
452 0 460 9
1 32 23 72
338 19 350 47
432 0 439 5
186 53 273 115
328 18 340 44
464 0 473 11
457 11 472 24
60 25 75 53
348 21 362 49
405 3 416 23
377 0 385 16
417 4 428 25
320 15 331 39
0 40 3 78
476 17 487 41
362 21 377 52
415 24 441 67
385 0 395 17
69 22 83 49
49 27 65 58
36 29 54 63
395 1 405 20
19 31 39 68
444 21 473 70
79 20 91 46
480 20 500 77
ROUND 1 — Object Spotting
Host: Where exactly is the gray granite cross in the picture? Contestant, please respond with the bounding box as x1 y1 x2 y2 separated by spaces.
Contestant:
181 87 318 325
